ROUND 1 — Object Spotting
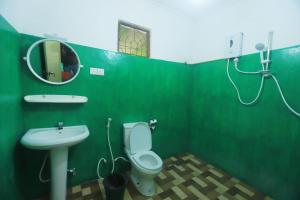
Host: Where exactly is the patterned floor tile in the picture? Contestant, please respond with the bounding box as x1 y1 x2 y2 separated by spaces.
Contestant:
36 154 273 200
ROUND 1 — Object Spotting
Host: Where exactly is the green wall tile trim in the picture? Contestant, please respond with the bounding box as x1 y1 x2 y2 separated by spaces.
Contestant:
1 15 300 200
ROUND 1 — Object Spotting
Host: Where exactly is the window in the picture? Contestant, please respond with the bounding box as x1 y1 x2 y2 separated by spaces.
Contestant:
118 21 150 57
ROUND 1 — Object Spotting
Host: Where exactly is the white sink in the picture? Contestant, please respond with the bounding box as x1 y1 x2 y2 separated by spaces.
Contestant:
21 125 89 150
20 125 89 200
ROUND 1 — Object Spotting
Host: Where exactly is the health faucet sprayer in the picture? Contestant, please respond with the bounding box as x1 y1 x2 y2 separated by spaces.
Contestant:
96 118 128 179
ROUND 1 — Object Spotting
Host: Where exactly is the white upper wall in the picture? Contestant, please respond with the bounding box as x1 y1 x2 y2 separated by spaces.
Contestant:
0 0 196 63
190 0 300 63
1 0 300 63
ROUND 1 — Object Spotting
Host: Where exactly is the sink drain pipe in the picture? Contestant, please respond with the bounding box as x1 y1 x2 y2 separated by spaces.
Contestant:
39 153 50 183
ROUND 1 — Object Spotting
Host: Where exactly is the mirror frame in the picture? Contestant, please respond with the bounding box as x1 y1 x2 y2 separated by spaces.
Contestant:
24 38 83 85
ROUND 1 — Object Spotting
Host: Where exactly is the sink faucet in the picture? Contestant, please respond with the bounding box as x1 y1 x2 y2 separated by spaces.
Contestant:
57 122 64 130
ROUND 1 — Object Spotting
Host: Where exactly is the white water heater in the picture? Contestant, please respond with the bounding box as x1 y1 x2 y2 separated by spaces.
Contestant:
225 32 243 59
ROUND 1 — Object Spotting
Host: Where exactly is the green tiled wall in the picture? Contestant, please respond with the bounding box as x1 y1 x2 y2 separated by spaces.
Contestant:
0 15 23 200
189 46 300 200
18 34 190 199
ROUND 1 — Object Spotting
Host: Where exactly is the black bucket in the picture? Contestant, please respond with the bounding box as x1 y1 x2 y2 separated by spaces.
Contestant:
103 173 128 200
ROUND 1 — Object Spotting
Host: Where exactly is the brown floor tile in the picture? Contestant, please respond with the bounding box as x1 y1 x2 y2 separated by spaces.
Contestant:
36 153 272 200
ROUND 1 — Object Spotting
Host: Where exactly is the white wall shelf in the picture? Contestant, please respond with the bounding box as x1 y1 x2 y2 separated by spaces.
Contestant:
24 95 88 103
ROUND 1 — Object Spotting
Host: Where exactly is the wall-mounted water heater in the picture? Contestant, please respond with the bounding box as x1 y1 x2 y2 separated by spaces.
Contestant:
225 32 243 59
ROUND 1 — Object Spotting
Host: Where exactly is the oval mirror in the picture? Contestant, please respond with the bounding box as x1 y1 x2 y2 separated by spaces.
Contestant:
25 39 82 85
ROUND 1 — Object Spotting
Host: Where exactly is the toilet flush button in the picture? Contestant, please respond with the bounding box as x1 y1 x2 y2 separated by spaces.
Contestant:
90 67 104 76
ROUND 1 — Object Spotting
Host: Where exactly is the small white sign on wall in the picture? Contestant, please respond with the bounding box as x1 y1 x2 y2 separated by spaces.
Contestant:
90 67 105 76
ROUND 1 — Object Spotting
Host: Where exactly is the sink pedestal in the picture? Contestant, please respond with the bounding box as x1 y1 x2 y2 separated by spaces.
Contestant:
50 147 68 200
20 125 89 200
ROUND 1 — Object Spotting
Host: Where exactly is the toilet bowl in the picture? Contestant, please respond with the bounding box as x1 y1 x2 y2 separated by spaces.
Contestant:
123 122 163 196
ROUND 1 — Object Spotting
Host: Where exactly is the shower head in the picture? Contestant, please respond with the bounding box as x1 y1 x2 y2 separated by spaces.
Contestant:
255 43 266 64
255 43 265 51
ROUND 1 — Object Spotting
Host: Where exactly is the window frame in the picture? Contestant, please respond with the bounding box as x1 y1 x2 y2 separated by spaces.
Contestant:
118 20 151 58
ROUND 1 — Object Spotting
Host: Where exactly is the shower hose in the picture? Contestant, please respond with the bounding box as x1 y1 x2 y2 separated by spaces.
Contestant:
226 58 300 117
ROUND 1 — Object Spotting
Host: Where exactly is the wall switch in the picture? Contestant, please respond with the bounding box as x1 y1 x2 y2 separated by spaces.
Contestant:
224 32 243 59
90 67 104 76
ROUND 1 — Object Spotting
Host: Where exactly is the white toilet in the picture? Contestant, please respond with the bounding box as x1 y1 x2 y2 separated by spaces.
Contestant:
123 122 163 196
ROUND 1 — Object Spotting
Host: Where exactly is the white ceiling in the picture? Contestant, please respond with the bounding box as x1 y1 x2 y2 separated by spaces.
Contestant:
150 0 226 20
